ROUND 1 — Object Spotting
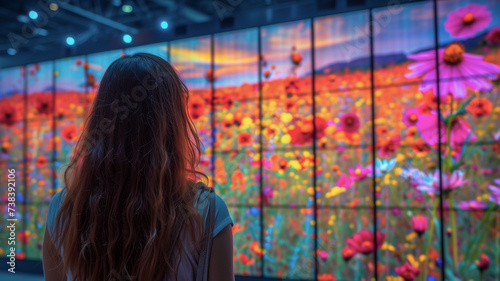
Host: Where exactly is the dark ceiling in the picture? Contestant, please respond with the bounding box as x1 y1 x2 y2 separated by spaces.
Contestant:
0 0 411 68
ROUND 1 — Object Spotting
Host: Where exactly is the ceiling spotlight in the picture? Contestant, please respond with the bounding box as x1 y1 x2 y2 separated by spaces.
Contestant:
49 3 59 11
29 10 38 20
7 48 17 56
122 4 133 13
161 21 169 29
36 28 48 36
66 36 75 46
123 34 132 43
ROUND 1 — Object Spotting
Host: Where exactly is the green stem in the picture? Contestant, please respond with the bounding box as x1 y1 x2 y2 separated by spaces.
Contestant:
449 194 458 274
422 198 439 280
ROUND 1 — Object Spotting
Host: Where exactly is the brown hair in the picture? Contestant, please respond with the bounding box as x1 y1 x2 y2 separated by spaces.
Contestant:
50 53 208 280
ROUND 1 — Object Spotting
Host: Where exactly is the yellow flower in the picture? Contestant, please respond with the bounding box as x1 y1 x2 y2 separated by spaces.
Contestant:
325 186 346 198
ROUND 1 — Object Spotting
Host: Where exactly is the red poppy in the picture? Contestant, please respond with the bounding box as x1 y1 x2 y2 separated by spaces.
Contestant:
237 131 252 146
378 135 402 157
289 116 327 145
222 95 233 109
341 246 356 261
188 97 205 121
61 124 78 142
466 97 492 117
205 68 215 82
34 94 53 116
423 90 448 109
411 138 431 154
36 155 48 168
0 102 18 127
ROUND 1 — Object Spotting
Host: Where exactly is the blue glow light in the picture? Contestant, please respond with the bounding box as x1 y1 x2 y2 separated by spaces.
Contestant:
7 48 16 55
123 34 132 43
29 11 38 19
161 21 169 29
66 36 75 46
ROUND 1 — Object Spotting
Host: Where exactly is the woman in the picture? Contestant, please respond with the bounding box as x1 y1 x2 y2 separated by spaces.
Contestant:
42 53 234 281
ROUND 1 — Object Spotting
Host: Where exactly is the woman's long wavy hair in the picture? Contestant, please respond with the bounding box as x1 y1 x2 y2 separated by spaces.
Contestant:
50 53 208 281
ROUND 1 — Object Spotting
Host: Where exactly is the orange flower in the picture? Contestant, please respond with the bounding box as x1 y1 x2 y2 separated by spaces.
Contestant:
237 131 252 146
376 125 389 136
270 154 288 172
1 141 11 153
291 49 303 66
411 138 431 154
318 273 337 281
250 240 263 257
406 127 417 138
467 97 492 117
61 124 78 142
238 253 254 266
205 68 215 82
264 69 271 78
423 90 448 109
36 155 48 168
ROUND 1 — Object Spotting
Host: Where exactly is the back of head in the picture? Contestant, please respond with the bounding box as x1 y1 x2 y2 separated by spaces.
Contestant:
51 53 208 280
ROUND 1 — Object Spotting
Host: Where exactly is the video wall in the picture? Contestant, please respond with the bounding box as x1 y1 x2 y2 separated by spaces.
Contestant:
1 0 500 280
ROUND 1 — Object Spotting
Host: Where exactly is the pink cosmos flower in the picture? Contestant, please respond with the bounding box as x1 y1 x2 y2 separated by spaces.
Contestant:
418 170 468 194
336 174 353 188
405 43 500 99
349 164 369 181
411 215 427 237
457 200 487 211
486 27 500 45
341 247 356 261
339 113 360 134
402 108 420 127
439 170 468 192
445 4 491 39
416 111 476 146
345 229 385 255
395 262 421 281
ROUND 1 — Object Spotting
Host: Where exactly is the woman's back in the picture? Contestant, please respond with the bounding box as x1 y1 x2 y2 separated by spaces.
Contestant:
46 186 233 281
42 53 234 281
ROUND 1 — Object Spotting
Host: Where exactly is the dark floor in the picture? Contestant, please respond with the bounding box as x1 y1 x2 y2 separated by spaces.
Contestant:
0 272 44 281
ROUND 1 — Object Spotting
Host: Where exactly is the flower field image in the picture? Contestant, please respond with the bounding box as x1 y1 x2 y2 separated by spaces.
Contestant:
1 0 500 280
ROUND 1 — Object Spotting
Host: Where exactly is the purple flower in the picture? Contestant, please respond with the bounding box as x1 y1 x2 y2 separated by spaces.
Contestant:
457 200 487 211
445 4 492 39
416 111 476 146
405 43 500 99
402 108 420 127
417 170 467 194
488 179 500 205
